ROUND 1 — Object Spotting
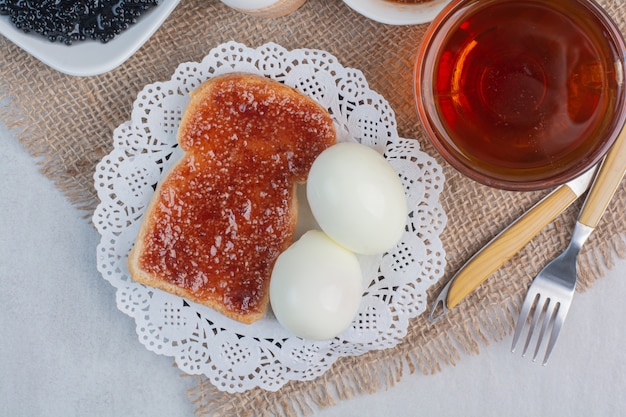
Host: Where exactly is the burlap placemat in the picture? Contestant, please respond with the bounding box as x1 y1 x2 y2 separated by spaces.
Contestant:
1 1 624 416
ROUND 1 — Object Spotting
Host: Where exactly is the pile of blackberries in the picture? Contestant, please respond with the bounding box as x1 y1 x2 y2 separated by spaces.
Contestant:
0 0 159 45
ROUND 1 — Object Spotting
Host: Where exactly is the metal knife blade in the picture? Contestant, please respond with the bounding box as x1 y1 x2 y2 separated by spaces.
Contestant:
428 168 597 322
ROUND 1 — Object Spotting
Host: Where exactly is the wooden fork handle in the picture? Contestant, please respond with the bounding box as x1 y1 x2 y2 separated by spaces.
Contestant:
579 125 626 229
446 185 580 309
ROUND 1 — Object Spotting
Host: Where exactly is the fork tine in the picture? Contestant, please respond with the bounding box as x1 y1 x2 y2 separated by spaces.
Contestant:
532 300 558 362
522 294 545 357
511 292 536 353
542 304 568 365
511 221 596 365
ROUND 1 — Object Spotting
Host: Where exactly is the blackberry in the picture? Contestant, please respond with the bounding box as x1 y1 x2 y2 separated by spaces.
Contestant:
0 0 159 45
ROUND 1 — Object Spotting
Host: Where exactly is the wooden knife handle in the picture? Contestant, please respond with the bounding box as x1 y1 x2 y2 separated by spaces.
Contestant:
447 185 578 309
578 126 626 229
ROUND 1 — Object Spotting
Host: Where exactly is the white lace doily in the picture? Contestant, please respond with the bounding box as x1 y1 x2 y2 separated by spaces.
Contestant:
93 41 447 393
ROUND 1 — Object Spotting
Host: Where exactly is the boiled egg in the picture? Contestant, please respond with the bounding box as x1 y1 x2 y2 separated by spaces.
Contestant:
269 230 362 340
306 142 408 255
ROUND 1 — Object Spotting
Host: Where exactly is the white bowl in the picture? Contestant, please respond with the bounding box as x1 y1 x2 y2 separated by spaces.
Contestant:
342 0 451 25
0 0 180 77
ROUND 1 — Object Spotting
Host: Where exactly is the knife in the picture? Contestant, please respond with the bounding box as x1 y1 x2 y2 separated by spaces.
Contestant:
429 167 597 322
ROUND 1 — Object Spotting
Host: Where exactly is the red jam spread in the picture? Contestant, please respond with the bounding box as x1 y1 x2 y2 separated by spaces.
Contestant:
137 74 336 321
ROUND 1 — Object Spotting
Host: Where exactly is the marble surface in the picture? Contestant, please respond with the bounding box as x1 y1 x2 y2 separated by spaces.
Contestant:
1 122 625 416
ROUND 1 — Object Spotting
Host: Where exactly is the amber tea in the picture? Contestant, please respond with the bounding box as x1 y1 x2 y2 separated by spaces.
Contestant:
416 0 626 189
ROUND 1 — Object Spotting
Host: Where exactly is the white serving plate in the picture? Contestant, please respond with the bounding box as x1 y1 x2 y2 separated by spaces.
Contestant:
92 41 448 393
342 0 451 25
0 0 180 77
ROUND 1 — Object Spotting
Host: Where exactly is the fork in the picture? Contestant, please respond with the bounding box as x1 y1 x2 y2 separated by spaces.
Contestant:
511 125 626 365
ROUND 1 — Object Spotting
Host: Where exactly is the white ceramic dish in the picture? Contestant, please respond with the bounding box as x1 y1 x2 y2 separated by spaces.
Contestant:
342 0 451 25
0 0 180 77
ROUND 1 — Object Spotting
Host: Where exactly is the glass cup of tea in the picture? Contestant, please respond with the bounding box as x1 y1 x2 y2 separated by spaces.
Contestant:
414 0 626 190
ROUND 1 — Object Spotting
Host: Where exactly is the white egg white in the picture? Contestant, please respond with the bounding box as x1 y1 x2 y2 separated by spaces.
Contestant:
269 230 363 340
306 142 408 255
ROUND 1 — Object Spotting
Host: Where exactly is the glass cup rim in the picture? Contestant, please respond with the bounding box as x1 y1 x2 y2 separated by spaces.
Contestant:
414 0 626 191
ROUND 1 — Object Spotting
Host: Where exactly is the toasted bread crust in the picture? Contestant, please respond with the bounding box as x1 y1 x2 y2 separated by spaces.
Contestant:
128 73 336 323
